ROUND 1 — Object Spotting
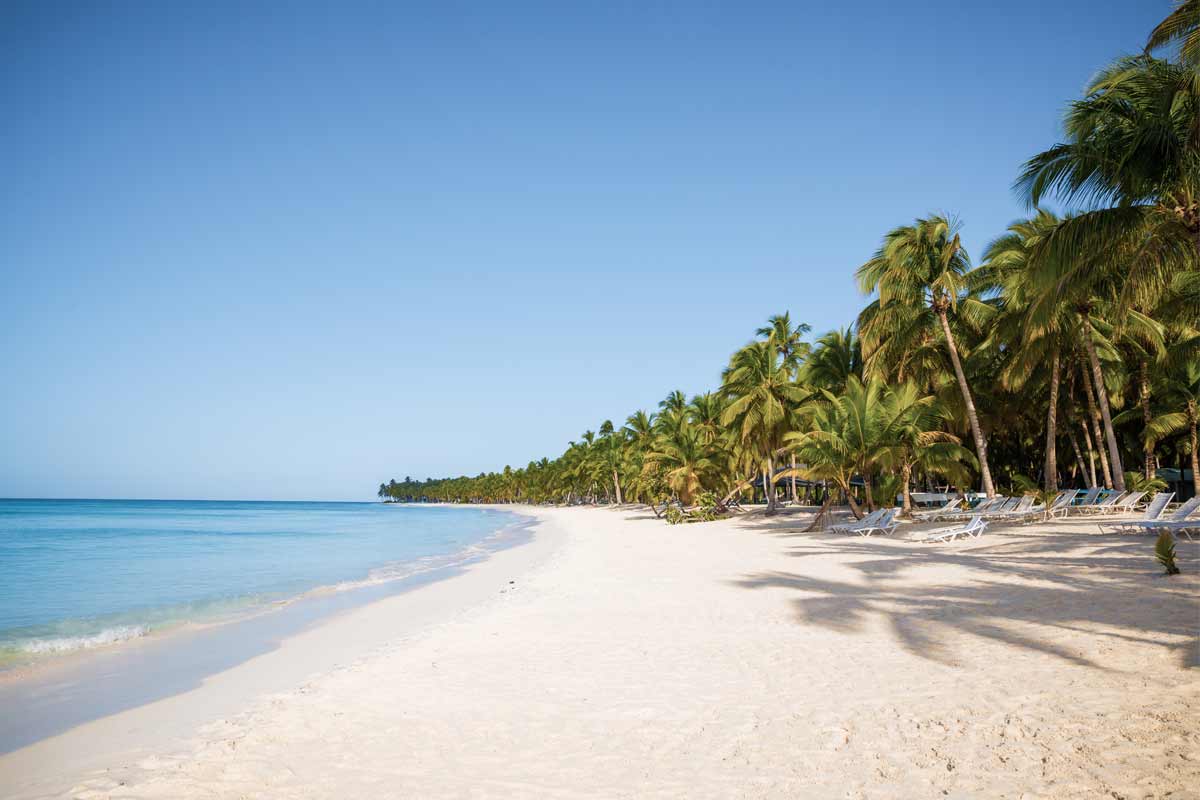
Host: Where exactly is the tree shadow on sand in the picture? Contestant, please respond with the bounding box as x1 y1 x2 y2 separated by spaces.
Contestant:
730 526 1200 670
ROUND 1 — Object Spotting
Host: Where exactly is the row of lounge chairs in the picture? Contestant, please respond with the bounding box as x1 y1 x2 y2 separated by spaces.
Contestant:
827 490 1200 542
916 489 1157 525
1101 493 1200 538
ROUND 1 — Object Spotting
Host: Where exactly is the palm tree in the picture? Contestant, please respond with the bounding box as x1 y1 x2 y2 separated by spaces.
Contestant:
1147 335 1200 494
856 215 997 496
756 312 811 377
597 420 625 504
756 312 812 501
1146 0 1200 69
687 392 727 445
720 341 808 513
801 327 862 394
1015 45 1200 495
643 422 721 505
876 380 975 517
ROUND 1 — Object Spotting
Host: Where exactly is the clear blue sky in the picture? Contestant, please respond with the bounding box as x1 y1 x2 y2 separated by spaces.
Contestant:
0 0 1169 500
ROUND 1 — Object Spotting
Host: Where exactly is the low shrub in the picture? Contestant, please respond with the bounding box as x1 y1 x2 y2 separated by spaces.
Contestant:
1155 530 1181 575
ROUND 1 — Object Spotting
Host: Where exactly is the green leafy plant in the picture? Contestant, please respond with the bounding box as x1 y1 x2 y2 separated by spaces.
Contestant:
1155 530 1181 576
691 491 726 522
1125 471 1168 494
663 505 687 525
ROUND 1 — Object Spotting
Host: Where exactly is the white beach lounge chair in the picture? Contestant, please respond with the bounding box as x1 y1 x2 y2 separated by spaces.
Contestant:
912 497 961 521
916 515 987 543
942 497 1002 521
1126 496 1200 540
830 508 885 534
1075 491 1129 515
1102 492 1173 534
986 496 1036 520
855 508 899 537
832 508 898 536
1104 491 1146 515
1017 490 1076 523
1066 488 1104 515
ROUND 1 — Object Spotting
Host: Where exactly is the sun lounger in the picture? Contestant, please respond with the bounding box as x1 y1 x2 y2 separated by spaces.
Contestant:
985 496 1036 520
941 496 1004 521
1124 495 1200 539
1017 490 1077 523
916 515 987 543
830 508 885 533
832 508 898 536
1073 490 1129 515
1066 488 1103 514
1104 491 1146 514
1103 492 1174 534
912 497 961 521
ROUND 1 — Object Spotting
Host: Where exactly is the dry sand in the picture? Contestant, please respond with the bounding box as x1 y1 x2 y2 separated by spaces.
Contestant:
2 505 1198 798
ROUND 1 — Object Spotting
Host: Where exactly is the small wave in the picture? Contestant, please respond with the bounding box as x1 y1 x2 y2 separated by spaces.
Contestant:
18 625 149 655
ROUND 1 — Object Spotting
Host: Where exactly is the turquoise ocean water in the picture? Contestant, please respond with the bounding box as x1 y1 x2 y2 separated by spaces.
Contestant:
0 499 518 667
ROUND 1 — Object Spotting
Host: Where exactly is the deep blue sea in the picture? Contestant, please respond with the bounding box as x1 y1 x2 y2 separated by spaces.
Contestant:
0 499 518 666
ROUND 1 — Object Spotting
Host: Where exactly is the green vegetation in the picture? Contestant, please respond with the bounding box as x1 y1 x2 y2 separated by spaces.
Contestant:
1155 530 1182 575
379 4 1199 516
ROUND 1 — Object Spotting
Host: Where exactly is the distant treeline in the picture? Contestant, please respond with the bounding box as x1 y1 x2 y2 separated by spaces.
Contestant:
379 5 1200 514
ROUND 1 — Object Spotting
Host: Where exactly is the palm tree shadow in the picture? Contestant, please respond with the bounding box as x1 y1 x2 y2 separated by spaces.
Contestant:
730 528 1200 670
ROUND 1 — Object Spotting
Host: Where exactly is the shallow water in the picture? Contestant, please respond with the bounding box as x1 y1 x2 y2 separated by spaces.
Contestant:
0 499 518 666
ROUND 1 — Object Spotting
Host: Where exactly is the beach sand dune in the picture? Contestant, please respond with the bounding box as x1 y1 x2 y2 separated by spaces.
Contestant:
15 507 1200 798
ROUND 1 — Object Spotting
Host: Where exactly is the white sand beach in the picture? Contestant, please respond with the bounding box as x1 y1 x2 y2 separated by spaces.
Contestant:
3 506 1198 799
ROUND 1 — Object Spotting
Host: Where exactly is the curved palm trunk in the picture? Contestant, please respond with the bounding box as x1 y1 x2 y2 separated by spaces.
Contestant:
1080 322 1126 491
612 469 623 505
804 493 837 532
1080 360 1113 489
1080 419 1099 489
936 309 995 497
1044 349 1060 494
843 483 864 519
1067 426 1088 488
1140 360 1155 481
900 461 914 518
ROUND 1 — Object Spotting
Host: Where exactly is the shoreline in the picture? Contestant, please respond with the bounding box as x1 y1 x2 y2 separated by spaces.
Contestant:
3 505 1198 798
0 506 562 799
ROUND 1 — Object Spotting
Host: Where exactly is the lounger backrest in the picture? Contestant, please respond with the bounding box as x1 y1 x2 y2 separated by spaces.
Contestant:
1097 492 1123 507
1118 491 1145 509
971 497 996 512
1169 495 1200 521
855 509 886 527
1143 492 1174 521
1049 491 1075 510
996 498 1018 512
1076 488 1101 506
1013 496 1034 512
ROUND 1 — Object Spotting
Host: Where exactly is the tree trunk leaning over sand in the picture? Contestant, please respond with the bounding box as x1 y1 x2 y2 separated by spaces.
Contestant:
1067 426 1089 488
1080 419 1099 488
1080 359 1113 489
936 308 995 497
1081 319 1126 492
